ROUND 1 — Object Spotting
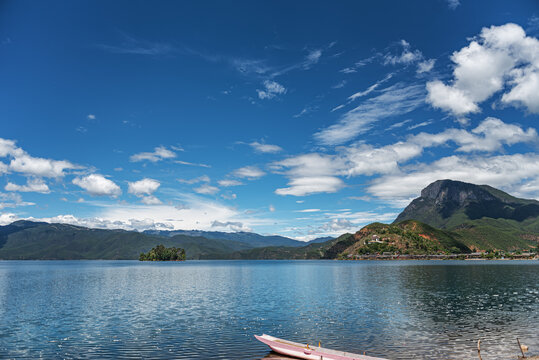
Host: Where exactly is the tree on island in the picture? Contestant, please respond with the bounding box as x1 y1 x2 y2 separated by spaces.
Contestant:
139 244 186 261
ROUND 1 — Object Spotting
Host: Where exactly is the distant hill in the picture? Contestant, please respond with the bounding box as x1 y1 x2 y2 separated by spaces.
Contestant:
0 221 251 260
394 179 539 251
144 229 321 248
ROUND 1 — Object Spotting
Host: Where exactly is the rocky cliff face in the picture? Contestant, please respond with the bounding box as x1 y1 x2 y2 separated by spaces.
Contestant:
420 179 497 206
394 179 539 228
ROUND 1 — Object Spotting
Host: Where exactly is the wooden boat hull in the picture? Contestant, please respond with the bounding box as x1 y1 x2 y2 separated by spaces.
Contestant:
255 334 388 360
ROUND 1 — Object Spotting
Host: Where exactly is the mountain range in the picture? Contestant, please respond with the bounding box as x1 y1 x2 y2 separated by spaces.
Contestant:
0 179 537 260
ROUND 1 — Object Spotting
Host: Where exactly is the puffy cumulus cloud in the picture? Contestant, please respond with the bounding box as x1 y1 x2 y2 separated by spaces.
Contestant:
315 83 425 145
0 138 77 178
0 212 18 225
194 184 219 195
128 178 161 204
128 178 160 196
0 138 21 158
427 23 539 115
426 81 480 115
9 155 76 178
257 80 287 100
5 178 50 193
72 174 122 197
129 146 177 162
211 220 251 232
249 141 283 154
233 166 265 179
218 179 243 187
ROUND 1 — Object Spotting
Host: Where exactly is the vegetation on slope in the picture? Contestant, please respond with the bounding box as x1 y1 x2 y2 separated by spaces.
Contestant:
139 244 185 261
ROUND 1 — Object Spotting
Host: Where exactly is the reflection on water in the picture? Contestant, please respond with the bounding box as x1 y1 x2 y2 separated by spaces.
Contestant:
0 260 537 359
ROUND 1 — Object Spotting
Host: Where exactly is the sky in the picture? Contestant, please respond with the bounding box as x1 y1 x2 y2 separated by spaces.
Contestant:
1 0 539 240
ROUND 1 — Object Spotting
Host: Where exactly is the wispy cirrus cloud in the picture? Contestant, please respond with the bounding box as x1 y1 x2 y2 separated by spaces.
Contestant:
315 82 426 145
249 141 283 153
97 33 175 56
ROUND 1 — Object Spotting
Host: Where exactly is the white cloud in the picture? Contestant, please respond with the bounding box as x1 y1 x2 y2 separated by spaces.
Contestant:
274 117 537 198
221 193 237 200
315 83 425 145
417 59 436 73
5 178 50 193
348 74 393 101
130 146 177 162
446 0 460 9
269 205 275 212
72 174 122 197
194 184 219 195
128 178 160 196
249 141 283 153
407 120 433 130
0 138 78 178
233 166 266 179
272 153 346 196
305 49 322 68
275 176 344 196
296 209 321 213
0 213 18 225
211 220 251 232
387 119 412 131
178 175 210 184
9 155 77 178
0 192 35 209
140 195 162 205
87 114 96 120
383 40 423 66
218 179 244 187
174 160 211 168
426 81 480 115
427 23 539 115
257 80 287 100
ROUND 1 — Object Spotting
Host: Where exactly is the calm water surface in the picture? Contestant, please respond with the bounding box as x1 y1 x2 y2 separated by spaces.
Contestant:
0 260 537 359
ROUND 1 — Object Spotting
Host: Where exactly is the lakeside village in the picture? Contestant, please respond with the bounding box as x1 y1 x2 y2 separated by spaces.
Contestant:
344 234 539 261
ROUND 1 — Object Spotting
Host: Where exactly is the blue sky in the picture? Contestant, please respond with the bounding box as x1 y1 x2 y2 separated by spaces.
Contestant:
1 0 539 239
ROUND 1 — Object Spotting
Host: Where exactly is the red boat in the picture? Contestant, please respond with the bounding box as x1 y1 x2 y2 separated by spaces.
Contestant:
255 334 388 360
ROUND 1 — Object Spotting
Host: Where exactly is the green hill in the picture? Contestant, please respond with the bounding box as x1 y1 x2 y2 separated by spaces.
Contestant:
394 179 539 251
0 221 252 260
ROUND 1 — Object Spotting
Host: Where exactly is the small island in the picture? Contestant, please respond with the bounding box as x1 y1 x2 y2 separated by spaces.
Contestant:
139 245 186 261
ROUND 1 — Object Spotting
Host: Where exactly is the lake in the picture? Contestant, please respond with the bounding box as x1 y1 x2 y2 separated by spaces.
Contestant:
0 260 537 359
